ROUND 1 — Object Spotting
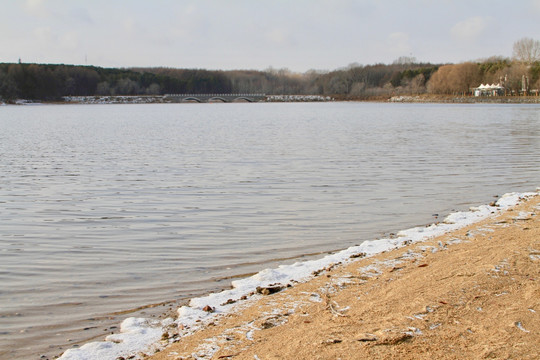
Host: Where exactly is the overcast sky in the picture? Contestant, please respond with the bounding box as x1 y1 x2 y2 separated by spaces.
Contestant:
1 0 539 72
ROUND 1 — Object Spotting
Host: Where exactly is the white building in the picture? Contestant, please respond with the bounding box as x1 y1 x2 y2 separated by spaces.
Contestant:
473 83 505 97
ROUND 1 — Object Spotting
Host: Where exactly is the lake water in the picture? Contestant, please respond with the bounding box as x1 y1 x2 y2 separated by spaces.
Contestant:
0 102 539 359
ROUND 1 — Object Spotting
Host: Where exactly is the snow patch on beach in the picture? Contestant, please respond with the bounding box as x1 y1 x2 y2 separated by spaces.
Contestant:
58 318 163 360
57 191 536 360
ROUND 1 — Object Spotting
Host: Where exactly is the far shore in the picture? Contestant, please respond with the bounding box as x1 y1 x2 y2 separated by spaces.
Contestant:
2 94 540 106
340 93 540 103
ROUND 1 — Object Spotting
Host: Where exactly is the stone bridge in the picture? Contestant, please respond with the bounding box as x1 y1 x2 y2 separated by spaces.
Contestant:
164 93 267 103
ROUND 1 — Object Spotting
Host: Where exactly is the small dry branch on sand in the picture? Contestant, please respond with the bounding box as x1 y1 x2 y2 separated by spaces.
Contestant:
322 289 349 317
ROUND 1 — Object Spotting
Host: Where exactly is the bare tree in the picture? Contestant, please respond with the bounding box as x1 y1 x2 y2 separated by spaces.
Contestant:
349 81 366 95
96 82 110 95
409 73 426 94
505 63 529 93
392 56 417 65
451 62 481 94
427 62 480 95
512 37 540 64
115 78 141 95
146 83 161 95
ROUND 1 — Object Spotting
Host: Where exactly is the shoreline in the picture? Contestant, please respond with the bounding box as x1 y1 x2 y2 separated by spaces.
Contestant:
149 192 540 360
2 94 540 105
56 191 539 360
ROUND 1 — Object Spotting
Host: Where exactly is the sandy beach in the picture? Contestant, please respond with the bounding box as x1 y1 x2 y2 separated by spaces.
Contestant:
147 194 539 360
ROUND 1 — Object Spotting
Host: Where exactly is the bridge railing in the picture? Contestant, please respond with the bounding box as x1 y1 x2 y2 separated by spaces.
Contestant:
164 94 266 97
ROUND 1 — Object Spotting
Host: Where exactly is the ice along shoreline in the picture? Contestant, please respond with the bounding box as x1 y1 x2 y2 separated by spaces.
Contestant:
57 191 538 360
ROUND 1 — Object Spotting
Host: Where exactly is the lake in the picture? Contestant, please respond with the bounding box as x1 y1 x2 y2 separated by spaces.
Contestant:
0 102 538 359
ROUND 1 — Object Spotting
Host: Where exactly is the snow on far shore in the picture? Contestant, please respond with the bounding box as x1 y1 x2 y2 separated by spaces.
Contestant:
58 191 537 360
63 96 166 104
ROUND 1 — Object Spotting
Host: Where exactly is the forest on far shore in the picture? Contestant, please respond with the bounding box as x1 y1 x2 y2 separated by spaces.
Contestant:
1 38 539 102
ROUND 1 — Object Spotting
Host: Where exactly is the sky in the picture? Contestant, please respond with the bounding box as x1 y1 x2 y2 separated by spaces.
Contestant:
1 0 539 72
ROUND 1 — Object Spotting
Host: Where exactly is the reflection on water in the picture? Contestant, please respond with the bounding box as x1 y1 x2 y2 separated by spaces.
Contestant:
0 102 539 359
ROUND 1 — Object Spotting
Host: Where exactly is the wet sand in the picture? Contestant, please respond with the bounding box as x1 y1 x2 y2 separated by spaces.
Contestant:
149 194 539 360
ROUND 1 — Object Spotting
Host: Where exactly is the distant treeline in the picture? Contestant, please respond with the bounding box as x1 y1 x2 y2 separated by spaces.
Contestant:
1 57 539 101
0 61 441 101
0 63 232 100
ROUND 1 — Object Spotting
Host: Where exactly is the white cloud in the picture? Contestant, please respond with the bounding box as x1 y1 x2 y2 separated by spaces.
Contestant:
34 26 53 42
386 32 412 56
31 25 79 59
265 28 294 46
60 32 79 49
450 16 491 42
170 5 205 40
25 0 43 11
532 0 540 13
24 0 49 17
69 7 93 25
123 18 137 34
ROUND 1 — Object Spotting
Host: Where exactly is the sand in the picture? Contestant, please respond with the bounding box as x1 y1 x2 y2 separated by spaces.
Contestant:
149 195 539 360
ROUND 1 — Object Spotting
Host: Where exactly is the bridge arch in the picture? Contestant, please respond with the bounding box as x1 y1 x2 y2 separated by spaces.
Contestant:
233 97 255 102
208 97 228 103
181 97 202 103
